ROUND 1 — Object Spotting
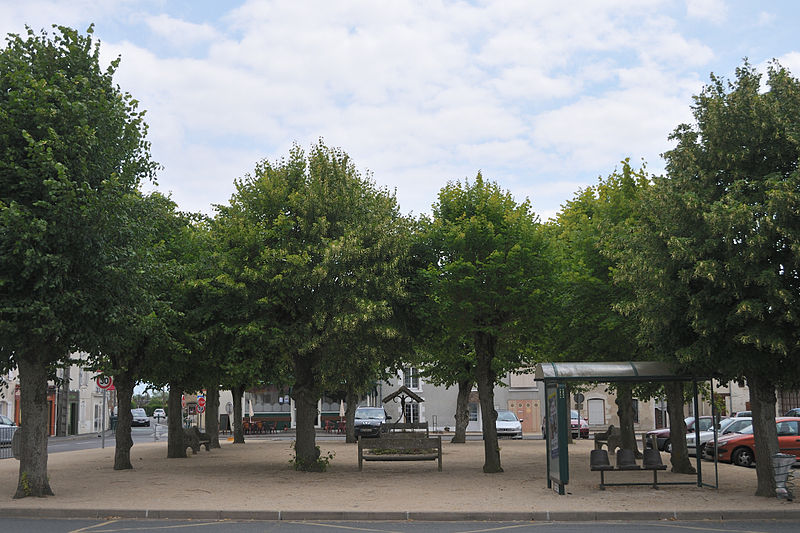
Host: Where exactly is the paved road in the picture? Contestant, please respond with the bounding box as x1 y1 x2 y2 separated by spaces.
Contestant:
46 421 168 453
3 519 799 533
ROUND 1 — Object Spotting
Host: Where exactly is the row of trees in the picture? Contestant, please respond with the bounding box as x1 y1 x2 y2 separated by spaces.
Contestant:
2 26 799 498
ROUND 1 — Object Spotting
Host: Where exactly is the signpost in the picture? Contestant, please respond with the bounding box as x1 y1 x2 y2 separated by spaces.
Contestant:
95 376 113 449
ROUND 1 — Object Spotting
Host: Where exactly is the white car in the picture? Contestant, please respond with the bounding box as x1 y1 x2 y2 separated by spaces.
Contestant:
686 416 752 457
496 410 523 439
153 408 166 419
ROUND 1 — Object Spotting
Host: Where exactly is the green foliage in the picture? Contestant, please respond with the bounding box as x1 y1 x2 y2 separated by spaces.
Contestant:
418 173 554 378
289 443 335 472
545 159 651 364
614 61 800 388
0 25 157 371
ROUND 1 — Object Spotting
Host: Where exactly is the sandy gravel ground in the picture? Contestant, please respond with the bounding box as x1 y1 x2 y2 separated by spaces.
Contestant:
0 437 796 515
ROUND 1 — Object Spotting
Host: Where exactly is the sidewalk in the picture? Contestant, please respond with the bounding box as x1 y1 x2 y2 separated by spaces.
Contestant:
0 437 797 522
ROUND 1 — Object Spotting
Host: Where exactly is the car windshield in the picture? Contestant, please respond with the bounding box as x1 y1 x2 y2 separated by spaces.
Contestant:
497 411 518 422
132 409 147 417
571 410 579 420
355 408 385 420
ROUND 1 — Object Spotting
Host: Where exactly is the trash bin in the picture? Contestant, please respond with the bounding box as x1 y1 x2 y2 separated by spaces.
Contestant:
772 453 795 500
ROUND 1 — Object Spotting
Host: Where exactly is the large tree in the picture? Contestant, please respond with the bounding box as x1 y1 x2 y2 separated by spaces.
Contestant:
214 142 409 470
420 174 554 472
616 62 800 496
0 26 156 497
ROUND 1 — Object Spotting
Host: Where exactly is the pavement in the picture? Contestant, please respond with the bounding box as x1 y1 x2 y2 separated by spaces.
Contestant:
0 433 798 522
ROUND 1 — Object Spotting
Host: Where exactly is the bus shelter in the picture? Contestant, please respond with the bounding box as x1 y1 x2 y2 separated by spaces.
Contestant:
534 361 717 495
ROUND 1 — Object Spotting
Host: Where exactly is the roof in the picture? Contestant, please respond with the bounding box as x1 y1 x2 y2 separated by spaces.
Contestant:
382 385 424 404
534 361 695 382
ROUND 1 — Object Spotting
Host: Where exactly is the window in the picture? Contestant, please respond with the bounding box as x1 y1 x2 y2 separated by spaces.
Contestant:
588 398 605 425
403 367 419 389
468 402 478 422
404 402 420 423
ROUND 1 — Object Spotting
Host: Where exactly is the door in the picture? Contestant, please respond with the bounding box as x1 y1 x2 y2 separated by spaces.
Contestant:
508 399 537 434
777 420 800 459
588 398 605 426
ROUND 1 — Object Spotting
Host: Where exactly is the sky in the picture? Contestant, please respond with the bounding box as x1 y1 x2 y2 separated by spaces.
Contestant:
2 0 799 221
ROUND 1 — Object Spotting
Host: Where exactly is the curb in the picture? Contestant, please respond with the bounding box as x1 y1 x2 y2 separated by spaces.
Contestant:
2 507 799 522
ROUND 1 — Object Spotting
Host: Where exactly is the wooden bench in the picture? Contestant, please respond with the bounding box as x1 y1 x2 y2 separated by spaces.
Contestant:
358 435 442 471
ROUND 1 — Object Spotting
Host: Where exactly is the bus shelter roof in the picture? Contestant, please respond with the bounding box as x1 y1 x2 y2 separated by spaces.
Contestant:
534 361 697 382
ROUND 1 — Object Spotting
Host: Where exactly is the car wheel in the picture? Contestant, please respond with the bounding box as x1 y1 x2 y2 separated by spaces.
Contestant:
664 440 672 453
732 447 755 467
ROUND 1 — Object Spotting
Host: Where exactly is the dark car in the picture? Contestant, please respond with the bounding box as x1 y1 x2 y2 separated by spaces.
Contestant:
784 408 800 417
644 415 715 452
131 408 150 427
353 406 391 438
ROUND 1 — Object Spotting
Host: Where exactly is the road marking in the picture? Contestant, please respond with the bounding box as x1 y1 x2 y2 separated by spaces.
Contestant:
75 521 221 532
292 522 402 533
650 522 770 533
69 520 118 533
456 524 542 533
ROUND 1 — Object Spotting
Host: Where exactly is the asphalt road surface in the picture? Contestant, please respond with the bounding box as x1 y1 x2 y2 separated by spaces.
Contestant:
2 519 799 533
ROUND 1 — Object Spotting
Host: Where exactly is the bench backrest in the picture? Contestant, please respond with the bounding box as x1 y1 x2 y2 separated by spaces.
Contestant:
379 422 429 437
359 435 440 451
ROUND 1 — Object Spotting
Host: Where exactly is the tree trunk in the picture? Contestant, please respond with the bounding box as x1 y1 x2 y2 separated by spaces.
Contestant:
475 331 502 473
167 384 187 458
231 383 245 444
113 370 135 470
293 354 322 470
748 374 778 497
56 367 69 437
615 383 640 458
451 377 471 444
206 387 221 449
15 356 55 498
344 388 358 444
665 381 694 474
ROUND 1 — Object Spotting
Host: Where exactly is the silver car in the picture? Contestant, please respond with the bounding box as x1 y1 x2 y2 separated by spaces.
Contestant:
496 410 523 439
0 414 18 445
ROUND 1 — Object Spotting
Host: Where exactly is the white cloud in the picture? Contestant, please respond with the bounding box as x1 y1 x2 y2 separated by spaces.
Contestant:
144 14 220 49
686 0 728 24
6 0 793 219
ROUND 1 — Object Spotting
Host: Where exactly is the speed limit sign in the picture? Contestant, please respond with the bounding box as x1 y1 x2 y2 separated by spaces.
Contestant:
96 376 113 390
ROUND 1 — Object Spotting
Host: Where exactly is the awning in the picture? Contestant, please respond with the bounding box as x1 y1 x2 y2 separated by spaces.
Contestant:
534 361 694 382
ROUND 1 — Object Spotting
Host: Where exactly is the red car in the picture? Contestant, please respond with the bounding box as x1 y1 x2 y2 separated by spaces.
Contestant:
712 417 800 467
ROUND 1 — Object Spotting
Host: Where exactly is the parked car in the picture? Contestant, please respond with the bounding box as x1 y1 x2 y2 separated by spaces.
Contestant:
784 408 800 417
353 406 390 438
732 410 752 417
709 417 800 467
153 408 166 419
495 410 523 439
571 410 589 439
131 408 150 427
686 416 752 457
644 416 715 452
0 414 17 445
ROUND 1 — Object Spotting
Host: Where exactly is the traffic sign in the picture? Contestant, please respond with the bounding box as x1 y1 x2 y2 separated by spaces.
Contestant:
96 376 113 390
197 404 206 414
197 397 206 408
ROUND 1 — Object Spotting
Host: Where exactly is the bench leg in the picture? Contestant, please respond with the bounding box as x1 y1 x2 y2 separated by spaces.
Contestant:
652 470 658 490
599 470 606 490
